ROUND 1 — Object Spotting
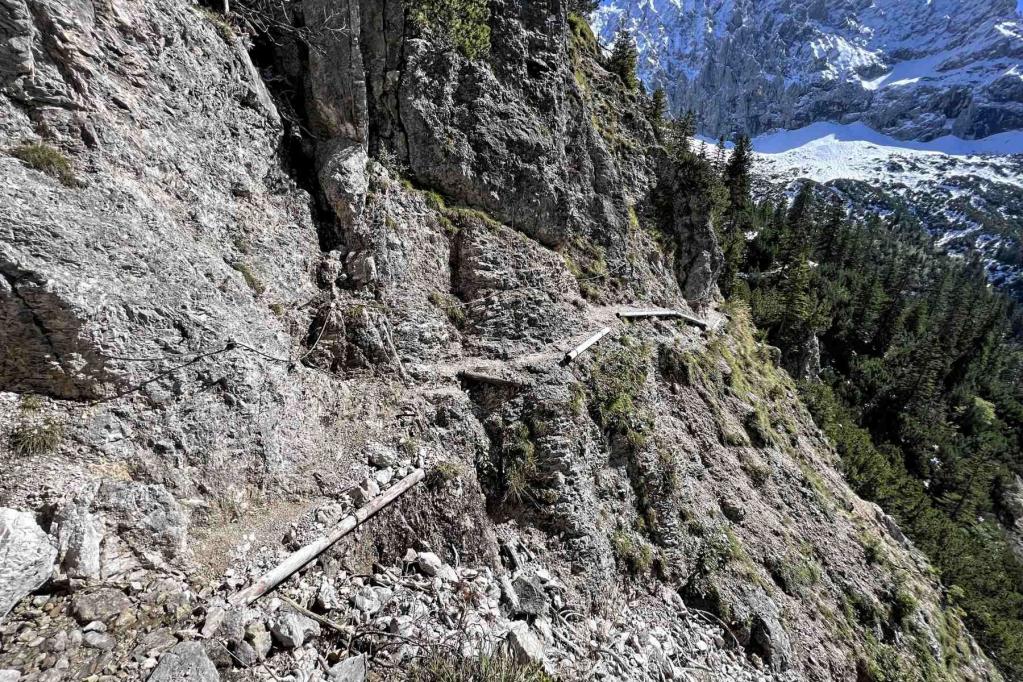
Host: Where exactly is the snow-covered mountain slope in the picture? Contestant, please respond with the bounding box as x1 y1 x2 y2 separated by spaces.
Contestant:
719 123 1023 294
593 0 1023 141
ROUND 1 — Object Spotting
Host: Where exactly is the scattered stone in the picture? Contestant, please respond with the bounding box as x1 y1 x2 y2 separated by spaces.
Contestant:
0 508 57 618
415 552 456 581
271 610 321 649
350 478 380 506
506 622 546 668
366 444 397 469
148 641 219 682
512 574 548 617
200 606 226 639
245 621 271 661
231 640 259 667
83 631 116 650
316 579 340 611
52 498 103 580
351 585 381 615
327 653 367 681
72 588 133 623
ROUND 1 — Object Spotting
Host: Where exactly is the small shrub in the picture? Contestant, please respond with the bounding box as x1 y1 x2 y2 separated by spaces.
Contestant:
232 262 265 296
502 421 537 504
428 460 465 489
862 534 884 565
739 451 771 485
197 6 235 42
612 529 654 575
772 551 821 596
743 403 779 447
890 583 919 629
269 302 286 317
407 0 491 60
19 395 44 412
10 419 64 456
12 143 79 187
429 291 466 328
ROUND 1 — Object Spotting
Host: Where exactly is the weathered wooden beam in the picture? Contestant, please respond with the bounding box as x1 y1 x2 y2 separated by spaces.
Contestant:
560 326 613 366
230 468 425 606
457 370 528 389
617 308 710 330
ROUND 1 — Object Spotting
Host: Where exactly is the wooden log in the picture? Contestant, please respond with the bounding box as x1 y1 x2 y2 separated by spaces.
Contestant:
230 468 425 606
457 370 528 388
560 326 613 366
616 308 710 330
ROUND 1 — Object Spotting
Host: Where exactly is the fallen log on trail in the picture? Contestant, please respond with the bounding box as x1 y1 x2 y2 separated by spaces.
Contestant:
617 308 710 330
457 369 529 389
230 468 425 606
561 326 613 366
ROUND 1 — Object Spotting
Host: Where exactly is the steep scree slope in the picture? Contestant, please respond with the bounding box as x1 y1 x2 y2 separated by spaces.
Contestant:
0 1 1002 680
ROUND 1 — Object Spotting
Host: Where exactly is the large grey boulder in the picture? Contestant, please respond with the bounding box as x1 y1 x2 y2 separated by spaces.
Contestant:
72 587 133 624
0 508 56 618
52 496 102 579
148 642 219 682
318 139 369 231
512 574 548 617
328 654 367 681
271 609 321 649
94 481 188 561
505 622 546 668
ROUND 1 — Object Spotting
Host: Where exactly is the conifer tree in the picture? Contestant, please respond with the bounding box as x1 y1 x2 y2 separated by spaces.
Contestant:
649 87 667 127
608 29 639 91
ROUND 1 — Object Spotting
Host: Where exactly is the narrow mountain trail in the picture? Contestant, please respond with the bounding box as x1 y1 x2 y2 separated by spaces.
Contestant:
419 303 716 394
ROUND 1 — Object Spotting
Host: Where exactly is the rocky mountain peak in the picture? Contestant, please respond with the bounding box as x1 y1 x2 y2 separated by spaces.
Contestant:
594 0 1023 140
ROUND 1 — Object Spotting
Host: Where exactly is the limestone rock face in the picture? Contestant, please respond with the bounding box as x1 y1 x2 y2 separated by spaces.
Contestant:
0 2 1007 681
0 509 56 618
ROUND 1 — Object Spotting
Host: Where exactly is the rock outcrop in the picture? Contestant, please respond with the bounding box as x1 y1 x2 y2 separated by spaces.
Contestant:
0 509 56 618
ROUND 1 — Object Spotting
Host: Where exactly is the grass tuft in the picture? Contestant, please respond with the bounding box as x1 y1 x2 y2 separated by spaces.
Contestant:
10 418 64 456
12 143 79 187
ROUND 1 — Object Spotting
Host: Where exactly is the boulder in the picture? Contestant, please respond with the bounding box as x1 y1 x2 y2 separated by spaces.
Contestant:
148 641 219 682
415 552 456 581
318 139 369 232
72 588 133 624
328 654 367 681
512 574 548 617
52 496 102 580
505 622 546 668
0 508 57 618
0 671 19 682
271 610 321 649
94 481 188 561
366 444 397 469
245 621 272 661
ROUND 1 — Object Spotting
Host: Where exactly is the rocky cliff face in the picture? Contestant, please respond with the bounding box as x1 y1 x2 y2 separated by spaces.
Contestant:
593 0 1023 141
0 1 1003 681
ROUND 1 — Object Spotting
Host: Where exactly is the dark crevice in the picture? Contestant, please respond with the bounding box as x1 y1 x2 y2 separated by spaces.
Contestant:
243 13 342 253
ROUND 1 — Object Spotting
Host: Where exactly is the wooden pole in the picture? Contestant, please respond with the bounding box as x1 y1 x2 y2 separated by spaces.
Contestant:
616 309 710 330
561 326 612 366
230 468 425 606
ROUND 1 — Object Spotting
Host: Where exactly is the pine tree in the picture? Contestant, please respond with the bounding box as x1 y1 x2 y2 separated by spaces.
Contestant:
648 87 667 128
608 29 639 91
723 134 753 213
